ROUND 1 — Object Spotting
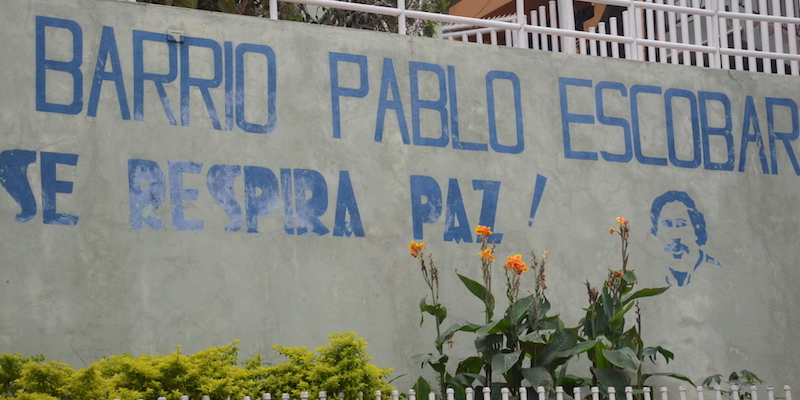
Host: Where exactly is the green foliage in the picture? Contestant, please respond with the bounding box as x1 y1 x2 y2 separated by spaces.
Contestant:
0 354 45 397
134 0 448 37
0 332 392 400
410 219 694 400
312 332 394 400
702 370 764 400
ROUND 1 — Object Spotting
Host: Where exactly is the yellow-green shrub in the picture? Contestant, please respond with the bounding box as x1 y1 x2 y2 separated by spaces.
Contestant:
0 332 392 400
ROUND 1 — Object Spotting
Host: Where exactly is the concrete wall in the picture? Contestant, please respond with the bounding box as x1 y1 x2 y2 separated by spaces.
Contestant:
1 0 798 389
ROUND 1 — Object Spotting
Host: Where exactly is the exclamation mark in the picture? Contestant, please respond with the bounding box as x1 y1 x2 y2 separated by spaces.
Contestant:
528 174 547 227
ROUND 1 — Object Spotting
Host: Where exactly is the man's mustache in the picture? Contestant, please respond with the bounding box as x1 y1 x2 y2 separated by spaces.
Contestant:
664 238 691 254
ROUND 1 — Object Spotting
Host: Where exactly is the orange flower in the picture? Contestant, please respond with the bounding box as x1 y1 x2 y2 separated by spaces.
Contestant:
616 217 628 225
409 241 425 258
475 225 493 237
609 226 617 234
504 254 528 275
479 248 495 262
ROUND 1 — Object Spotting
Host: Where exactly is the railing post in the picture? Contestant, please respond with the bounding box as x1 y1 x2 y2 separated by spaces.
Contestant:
710 0 723 68
398 0 407 35
270 0 278 20
628 0 641 60
516 0 529 47
558 0 576 53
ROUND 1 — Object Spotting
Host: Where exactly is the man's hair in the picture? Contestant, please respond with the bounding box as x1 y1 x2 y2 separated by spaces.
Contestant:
650 190 707 246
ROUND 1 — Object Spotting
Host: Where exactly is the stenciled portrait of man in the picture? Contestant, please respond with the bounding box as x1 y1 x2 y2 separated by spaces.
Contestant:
650 190 721 286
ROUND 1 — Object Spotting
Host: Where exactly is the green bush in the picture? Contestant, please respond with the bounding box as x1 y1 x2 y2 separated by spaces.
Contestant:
0 332 393 400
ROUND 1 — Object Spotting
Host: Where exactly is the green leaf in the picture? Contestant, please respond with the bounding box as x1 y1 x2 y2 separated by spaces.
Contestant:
521 366 554 389
412 353 447 367
642 372 695 386
438 321 480 344
217 0 235 12
475 319 512 336
702 374 723 388
622 270 637 283
455 357 483 375
449 372 481 389
608 301 635 324
602 348 640 372
622 286 669 305
538 327 579 366
641 346 674 363
419 298 447 324
491 351 521 375
593 367 631 393
571 339 600 355
475 334 504 358
412 376 432 400
172 0 198 8
519 330 553 344
593 342 610 369
505 295 534 323
457 273 492 303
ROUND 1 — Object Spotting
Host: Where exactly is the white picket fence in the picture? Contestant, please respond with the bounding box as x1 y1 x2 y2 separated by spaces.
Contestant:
135 385 793 400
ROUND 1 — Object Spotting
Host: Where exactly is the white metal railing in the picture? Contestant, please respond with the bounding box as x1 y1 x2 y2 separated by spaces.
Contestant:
133 385 793 400
440 0 800 74
267 0 800 75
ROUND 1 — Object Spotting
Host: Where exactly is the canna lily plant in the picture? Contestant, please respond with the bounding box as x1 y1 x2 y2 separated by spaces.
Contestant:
410 219 690 400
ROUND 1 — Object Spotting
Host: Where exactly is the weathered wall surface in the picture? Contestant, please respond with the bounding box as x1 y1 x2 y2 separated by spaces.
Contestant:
1 0 798 389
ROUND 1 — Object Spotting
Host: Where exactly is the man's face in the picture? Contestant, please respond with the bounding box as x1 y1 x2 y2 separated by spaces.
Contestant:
656 202 696 260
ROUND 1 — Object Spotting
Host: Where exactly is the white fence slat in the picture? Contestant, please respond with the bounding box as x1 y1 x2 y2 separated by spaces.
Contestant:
717 0 730 68
657 0 669 62
660 387 669 400
733 8 744 70
538 5 549 49
530 10 540 49
130 386 797 400
599 22 609 56
667 0 679 63
548 0 559 50
501 387 510 400
786 0 799 74
772 0 786 72
679 0 690 64
759 0 773 72
745 0 757 69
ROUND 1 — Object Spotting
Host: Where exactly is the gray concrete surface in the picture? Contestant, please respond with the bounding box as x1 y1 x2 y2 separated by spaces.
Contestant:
1 0 798 391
